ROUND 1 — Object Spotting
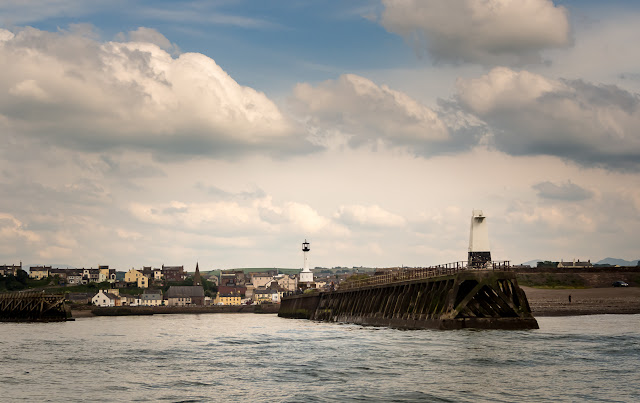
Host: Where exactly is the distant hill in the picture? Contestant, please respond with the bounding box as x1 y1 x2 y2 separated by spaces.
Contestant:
595 258 639 266
519 258 639 267
204 268 300 277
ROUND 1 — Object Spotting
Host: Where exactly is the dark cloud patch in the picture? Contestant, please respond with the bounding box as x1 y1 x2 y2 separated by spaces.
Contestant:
533 181 594 201
162 206 188 215
456 68 640 171
195 183 266 201
99 155 166 179
0 180 112 214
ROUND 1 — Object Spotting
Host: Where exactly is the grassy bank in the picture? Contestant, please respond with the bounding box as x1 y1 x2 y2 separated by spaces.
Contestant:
517 273 588 289
516 270 639 289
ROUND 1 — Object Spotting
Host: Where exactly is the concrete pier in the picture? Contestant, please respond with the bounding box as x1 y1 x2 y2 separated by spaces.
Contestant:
280 265 538 330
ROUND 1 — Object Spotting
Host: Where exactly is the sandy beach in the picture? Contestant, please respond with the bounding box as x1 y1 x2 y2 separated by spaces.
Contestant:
523 286 640 316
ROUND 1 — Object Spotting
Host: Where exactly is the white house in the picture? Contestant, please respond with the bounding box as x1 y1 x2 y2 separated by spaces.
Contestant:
92 290 118 307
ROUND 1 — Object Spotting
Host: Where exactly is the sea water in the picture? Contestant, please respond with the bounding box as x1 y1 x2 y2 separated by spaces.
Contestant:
1 314 638 402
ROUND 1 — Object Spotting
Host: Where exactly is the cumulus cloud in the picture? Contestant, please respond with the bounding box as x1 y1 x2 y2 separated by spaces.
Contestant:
0 27 310 159
456 67 640 170
504 201 596 232
290 74 450 152
9 79 51 102
129 200 260 233
117 27 180 55
130 198 349 237
380 0 570 66
0 213 40 244
533 181 594 201
335 204 406 228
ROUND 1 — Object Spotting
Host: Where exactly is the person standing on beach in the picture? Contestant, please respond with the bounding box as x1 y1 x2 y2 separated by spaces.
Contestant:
568 295 572 303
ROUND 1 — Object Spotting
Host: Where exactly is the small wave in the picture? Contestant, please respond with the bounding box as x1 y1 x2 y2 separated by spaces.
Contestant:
219 339 271 345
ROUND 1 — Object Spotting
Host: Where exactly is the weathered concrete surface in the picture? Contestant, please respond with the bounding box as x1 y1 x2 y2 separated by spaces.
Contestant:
276 292 321 319
280 270 538 330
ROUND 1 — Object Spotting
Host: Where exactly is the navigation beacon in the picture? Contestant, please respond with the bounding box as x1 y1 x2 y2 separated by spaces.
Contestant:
299 239 314 284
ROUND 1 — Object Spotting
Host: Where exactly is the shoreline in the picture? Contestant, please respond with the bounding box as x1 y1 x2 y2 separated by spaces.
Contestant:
522 286 640 316
71 303 280 318
70 287 640 319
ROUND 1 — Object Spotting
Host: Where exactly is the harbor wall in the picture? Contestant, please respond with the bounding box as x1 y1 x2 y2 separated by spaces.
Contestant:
276 292 321 319
280 270 538 330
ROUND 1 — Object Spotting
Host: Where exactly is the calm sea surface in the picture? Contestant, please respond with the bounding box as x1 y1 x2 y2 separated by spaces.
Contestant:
1 314 638 402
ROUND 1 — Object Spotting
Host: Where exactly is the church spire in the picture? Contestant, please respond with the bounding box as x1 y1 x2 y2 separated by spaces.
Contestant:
194 262 202 286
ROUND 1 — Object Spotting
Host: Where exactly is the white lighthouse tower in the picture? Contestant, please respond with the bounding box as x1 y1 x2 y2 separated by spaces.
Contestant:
468 210 491 268
300 239 314 285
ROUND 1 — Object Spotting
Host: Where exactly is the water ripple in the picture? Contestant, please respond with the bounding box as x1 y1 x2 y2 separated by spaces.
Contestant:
0 313 638 402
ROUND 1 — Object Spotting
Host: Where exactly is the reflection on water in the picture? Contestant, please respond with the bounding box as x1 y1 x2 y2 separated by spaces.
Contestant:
1 314 638 402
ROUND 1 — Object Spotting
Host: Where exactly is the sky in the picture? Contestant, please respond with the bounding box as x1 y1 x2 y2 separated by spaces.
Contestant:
1 0 639 271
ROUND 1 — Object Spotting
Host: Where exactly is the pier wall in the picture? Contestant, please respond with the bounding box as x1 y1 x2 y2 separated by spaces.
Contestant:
280 270 538 330
276 292 321 319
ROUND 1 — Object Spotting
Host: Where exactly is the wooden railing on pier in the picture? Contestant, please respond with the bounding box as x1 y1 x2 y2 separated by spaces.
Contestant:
339 261 511 290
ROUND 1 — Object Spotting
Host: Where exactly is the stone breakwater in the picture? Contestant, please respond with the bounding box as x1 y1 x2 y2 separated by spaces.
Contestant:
280 270 539 330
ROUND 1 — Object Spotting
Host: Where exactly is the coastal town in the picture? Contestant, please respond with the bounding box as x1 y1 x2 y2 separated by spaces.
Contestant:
1 256 638 313
0 261 344 307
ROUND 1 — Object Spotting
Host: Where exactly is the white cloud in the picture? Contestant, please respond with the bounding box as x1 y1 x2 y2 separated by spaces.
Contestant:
335 204 406 228
504 201 596 233
129 200 260 232
9 79 51 102
456 67 561 114
119 27 180 55
456 67 640 170
0 29 15 41
129 198 349 238
285 202 347 235
0 213 40 244
290 74 449 151
116 229 143 241
0 26 306 158
539 11 640 92
380 0 570 66
38 246 73 260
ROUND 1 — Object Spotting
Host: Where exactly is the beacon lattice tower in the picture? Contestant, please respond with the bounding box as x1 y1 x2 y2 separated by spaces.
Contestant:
300 240 313 283
468 209 491 268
